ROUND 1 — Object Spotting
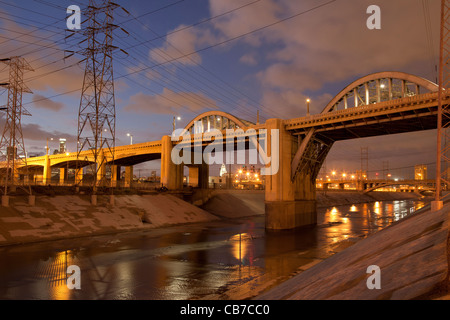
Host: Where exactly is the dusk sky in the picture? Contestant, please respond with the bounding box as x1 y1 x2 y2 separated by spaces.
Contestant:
0 0 442 178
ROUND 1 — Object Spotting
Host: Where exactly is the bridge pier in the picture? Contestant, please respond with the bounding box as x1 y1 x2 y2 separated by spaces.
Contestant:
264 119 317 230
160 135 183 190
124 166 134 188
356 181 365 192
187 163 209 188
59 168 66 185
96 150 106 187
74 168 83 185
43 155 51 185
111 165 120 187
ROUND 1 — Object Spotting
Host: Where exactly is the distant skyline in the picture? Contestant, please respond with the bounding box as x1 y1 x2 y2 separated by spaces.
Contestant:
0 0 441 178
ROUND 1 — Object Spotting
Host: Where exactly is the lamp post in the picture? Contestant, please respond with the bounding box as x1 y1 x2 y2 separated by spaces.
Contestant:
46 137 53 155
173 116 181 131
127 133 133 145
306 98 310 116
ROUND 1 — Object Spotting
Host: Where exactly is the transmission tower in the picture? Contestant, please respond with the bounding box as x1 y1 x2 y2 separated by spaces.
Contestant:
0 56 33 196
75 0 120 192
435 0 450 205
361 147 368 179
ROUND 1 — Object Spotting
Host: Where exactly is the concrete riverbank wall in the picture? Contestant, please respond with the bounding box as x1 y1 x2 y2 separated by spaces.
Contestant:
0 193 219 246
0 190 422 247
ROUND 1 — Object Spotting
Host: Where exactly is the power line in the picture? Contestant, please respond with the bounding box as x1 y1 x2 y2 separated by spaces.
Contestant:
120 0 338 94
122 5 277 121
21 0 339 119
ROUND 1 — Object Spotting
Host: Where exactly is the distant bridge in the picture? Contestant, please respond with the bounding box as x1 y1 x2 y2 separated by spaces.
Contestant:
317 179 436 193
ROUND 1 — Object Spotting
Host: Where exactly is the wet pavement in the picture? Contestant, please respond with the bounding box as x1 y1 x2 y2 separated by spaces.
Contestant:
0 198 428 300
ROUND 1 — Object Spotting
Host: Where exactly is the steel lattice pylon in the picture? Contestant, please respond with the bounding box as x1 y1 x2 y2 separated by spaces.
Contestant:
0 56 33 195
76 0 119 192
435 0 450 202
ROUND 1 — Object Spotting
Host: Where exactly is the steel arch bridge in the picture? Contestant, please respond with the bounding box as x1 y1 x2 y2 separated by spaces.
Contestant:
288 71 440 182
362 180 435 193
180 110 255 136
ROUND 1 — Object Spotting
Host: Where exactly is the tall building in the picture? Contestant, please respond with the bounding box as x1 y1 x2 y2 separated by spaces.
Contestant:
219 164 227 177
414 165 427 180
59 138 67 154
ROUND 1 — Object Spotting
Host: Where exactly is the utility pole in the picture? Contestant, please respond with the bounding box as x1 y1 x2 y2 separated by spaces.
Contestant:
434 0 450 211
0 57 33 199
361 147 368 179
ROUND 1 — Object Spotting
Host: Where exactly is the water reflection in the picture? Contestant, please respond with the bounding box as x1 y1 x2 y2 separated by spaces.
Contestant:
321 199 426 238
230 233 254 266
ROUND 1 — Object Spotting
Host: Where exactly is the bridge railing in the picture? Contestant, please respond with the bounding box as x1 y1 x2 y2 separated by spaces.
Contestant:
285 91 440 128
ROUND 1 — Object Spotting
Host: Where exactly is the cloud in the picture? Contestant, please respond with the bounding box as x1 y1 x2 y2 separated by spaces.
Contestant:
123 88 218 115
149 25 208 66
20 123 76 142
32 94 64 111
0 18 84 95
202 0 440 117
239 53 258 66
261 89 333 119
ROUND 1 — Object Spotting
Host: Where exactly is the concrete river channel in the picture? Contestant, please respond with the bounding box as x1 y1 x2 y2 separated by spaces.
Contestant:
0 198 428 300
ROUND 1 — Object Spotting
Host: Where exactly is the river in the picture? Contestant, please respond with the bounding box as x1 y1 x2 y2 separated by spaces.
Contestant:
0 198 428 300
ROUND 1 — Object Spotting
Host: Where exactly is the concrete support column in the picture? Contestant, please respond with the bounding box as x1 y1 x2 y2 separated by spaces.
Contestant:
264 118 317 230
96 150 106 187
59 168 66 185
124 166 133 188
12 166 20 186
111 165 120 187
29 173 34 185
43 155 51 185
356 180 364 192
75 168 83 185
188 166 199 187
160 135 183 190
187 163 209 188
23 173 34 185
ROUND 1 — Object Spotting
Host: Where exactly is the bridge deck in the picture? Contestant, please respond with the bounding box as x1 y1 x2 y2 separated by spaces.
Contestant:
285 92 443 140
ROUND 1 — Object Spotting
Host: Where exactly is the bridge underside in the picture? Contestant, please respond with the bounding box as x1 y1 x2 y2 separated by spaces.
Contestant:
109 154 161 167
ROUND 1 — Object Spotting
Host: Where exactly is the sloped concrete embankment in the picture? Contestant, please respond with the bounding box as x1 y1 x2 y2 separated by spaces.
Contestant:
316 190 421 208
0 194 218 246
0 190 425 248
201 190 422 217
256 204 450 300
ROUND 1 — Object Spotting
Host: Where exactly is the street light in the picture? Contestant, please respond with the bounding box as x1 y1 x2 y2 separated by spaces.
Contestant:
46 137 53 155
127 133 133 145
173 116 181 131
306 98 310 116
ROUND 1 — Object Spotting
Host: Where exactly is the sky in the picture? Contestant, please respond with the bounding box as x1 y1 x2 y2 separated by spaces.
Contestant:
0 0 442 178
